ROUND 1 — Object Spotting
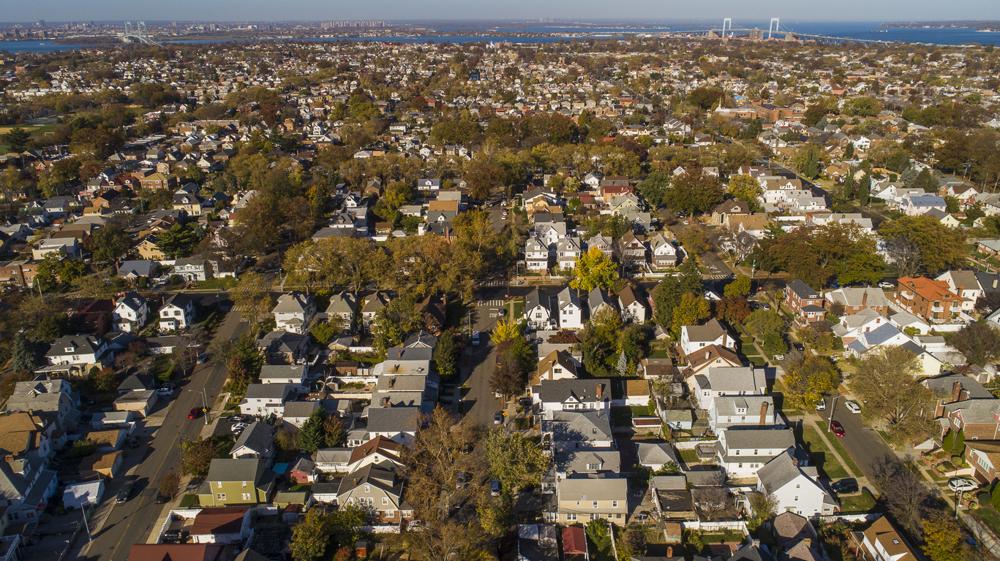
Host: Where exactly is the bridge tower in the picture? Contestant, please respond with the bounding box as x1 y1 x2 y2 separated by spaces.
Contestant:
767 18 780 40
722 18 732 38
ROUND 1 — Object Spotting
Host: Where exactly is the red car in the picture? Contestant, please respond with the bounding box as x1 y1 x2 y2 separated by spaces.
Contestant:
830 420 846 438
187 407 202 420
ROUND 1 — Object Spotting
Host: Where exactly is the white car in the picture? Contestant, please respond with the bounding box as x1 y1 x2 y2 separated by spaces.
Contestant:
844 401 861 414
230 422 247 434
815 400 826 411
948 478 978 493
878 281 894 289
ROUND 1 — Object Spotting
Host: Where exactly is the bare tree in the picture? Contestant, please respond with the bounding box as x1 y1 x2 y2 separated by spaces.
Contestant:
872 455 932 536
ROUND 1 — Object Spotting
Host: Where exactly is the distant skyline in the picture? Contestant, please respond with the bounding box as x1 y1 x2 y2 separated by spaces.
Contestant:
3 0 1000 24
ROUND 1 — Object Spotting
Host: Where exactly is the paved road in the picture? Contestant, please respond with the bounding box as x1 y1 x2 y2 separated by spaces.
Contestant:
76 309 246 561
816 395 895 491
462 342 501 428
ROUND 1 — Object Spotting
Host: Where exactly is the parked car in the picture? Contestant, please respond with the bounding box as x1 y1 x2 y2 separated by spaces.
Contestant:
948 478 979 493
878 281 894 289
493 411 504 425
844 401 861 414
490 480 501 496
187 407 203 420
830 420 846 438
832 478 858 494
116 480 134 504
156 384 175 397
815 400 826 411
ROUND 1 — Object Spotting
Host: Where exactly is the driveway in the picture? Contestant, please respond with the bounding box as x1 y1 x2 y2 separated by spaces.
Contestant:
73 308 246 561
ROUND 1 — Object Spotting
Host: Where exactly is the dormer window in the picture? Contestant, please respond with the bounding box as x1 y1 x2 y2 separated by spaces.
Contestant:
64 346 75 353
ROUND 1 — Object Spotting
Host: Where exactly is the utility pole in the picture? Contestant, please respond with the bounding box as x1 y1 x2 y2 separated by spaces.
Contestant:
201 388 210 424
827 395 839 433
81 505 92 542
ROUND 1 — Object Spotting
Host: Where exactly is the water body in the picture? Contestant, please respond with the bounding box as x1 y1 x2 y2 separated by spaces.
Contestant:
5 22 1000 53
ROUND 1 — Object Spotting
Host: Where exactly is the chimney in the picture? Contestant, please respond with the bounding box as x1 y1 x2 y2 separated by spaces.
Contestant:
665 546 673 557
952 380 963 403
595 384 604 400
382 397 391 407
861 290 868 308
759 401 770 425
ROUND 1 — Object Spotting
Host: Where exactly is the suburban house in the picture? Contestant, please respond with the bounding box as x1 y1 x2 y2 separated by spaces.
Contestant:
43 335 110 376
937 399 1000 441
548 477 628 525
709 395 778 431
617 285 648 323
229 422 274 462
716 427 795 479
785 279 826 326
541 410 614 451
683 345 744 377
554 287 584 330
588 288 618 319
272 292 316 334
239 384 297 417
757 450 837 517
113 292 149 333
965 441 1000 484
159 294 196 332
679 319 735 356
525 235 551 272
525 289 555 331
893 277 964 323
172 257 210 282
533 379 612 419
336 464 408 524
3 376 79 430
533 350 579 384
854 516 917 561
648 233 680 270
689 367 767 411
197 458 274 507
0 412 59 524
936 270 983 313
258 365 308 386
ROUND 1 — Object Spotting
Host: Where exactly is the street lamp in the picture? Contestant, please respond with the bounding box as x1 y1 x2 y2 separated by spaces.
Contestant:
827 395 839 433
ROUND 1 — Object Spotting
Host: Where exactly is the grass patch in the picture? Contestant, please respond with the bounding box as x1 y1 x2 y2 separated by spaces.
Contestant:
178 494 200 507
974 506 1000 537
801 424 850 480
509 298 525 320
699 529 746 543
839 489 876 513
630 404 654 416
813 420 864 477
585 521 616 561
678 448 701 465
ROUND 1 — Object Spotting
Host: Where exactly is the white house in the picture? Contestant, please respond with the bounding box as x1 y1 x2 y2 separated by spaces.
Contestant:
709 395 779 431
113 292 148 333
555 237 582 271
555 287 583 330
525 289 555 331
532 379 611 419
716 427 795 480
525 235 550 272
680 319 736 357
757 450 837 517
45 335 109 374
272 292 316 335
688 367 767 411
159 294 195 332
239 383 296 417
936 270 983 313
259 364 308 386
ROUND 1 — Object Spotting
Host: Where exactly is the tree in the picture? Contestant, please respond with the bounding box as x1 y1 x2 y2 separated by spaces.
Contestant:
665 174 724 216
745 309 787 356
716 296 751 327
323 415 346 447
158 471 180 499
651 276 684 333
180 438 216 477
491 337 534 398
637 171 671 207
727 174 762 206
10 331 35 376
871 456 931 535
757 223 882 288
879 215 966 275
491 317 521 346
86 223 130 265
945 321 1000 366
792 144 823 179
433 329 459 379
1 127 30 152
283 237 386 296
781 355 840 409
232 272 273 327
300 410 328 453
849 347 934 445
922 516 972 561
570 247 619 293
910 168 938 193
157 223 201 259
290 507 365 561
371 295 421 356
484 429 549 494
746 492 777 531
403 408 490 560
580 307 625 377
671 292 711 338
723 275 751 299
476 493 512 538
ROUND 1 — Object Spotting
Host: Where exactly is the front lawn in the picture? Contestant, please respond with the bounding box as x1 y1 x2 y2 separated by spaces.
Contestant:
839 489 876 513
801 424 850 480
974 506 1000 537
678 448 701 465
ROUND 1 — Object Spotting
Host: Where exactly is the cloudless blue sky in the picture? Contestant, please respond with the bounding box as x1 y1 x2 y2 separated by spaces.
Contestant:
4 0 1000 23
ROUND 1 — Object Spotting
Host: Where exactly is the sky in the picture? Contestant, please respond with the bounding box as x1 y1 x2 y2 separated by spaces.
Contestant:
4 0 1000 24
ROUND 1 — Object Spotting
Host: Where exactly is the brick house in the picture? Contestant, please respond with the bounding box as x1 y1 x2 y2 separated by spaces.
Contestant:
785 279 825 326
894 277 964 323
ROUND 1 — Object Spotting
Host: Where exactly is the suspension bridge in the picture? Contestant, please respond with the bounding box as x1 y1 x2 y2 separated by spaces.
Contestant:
118 21 163 47
663 18 893 45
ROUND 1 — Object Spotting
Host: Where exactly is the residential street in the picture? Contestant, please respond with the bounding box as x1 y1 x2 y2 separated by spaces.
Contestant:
816 395 895 489
73 309 245 561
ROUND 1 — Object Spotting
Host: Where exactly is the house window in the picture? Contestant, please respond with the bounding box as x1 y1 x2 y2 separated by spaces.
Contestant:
217 493 226 501
612 500 619 508
382 497 388 506
593 501 599 509
242 493 252 501
567 514 577 521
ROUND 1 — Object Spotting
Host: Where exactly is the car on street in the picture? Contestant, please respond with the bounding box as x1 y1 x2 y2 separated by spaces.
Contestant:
844 401 861 414
832 478 858 494
830 420 845 438
815 400 826 411
156 384 176 397
948 478 979 493
490 480 501 496
187 407 203 420
493 411 504 425
116 480 134 504
878 281 894 289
